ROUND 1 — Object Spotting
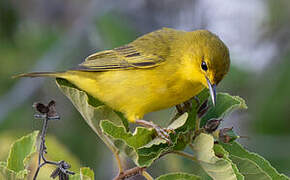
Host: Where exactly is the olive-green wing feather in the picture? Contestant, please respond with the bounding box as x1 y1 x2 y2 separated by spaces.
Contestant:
77 28 182 71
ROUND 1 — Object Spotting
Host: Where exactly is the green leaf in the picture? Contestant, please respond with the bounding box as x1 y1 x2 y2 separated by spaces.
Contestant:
136 113 193 166
70 167 95 180
156 172 201 180
213 144 244 180
222 142 289 180
187 89 209 131
192 133 241 180
6 131 39 172
100 113 189 167
230 155 271 180
201 93 247 127
101 120 155 149
99 118 152 166
100 120 162 166
80 167 94 179
0 163 27 180
168 113 189 130
0 131 38 179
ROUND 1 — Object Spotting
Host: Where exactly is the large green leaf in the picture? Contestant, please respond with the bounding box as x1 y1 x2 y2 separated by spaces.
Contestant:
200 93 247 127
192 133 242 180
222 142 289 180
156 172 201 180
0 131 38 180
6 131 38 172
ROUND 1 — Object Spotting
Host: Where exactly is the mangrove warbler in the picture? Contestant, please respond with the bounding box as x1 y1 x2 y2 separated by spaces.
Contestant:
16 28 230 141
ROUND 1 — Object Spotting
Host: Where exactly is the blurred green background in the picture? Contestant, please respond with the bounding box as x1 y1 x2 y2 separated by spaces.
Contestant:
0 0 290 179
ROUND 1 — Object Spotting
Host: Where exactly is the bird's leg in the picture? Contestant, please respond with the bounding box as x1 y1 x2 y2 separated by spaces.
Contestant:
135 120 175 144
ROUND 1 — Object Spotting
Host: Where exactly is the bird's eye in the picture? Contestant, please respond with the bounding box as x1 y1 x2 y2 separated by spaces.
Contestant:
201 61 208 71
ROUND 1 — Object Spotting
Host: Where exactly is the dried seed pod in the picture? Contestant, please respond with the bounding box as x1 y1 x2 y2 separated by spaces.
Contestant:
33 102 49 114
219 127 239 143
204 119 222 133
33 100 59 120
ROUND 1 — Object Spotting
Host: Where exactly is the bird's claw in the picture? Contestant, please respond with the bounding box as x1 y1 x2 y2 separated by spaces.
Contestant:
135 120 174 144
165 127 176 135
155 127 171 144
154 125 175 144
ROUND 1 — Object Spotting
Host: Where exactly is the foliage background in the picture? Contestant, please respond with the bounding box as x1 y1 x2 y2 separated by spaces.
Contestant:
0 0 289 179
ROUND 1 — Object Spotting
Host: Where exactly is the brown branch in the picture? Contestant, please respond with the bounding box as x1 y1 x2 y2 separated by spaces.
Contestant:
113 167 146 180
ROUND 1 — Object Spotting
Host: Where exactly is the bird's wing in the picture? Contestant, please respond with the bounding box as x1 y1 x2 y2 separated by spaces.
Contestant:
77 28 181 71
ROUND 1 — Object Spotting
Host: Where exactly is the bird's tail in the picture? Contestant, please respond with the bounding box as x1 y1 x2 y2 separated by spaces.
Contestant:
13 71 65 79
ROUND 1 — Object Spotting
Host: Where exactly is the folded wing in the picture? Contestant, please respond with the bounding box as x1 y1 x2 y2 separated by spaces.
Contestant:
77 28 181 71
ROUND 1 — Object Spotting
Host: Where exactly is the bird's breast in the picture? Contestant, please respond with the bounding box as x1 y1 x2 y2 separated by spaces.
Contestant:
95 69 204 118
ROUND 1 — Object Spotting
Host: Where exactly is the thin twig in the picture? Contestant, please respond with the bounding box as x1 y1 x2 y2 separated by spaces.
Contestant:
99 134 124 174
142 170 154 180
195 117 201 132
33 115 50 180
113 151 124 174
32 101 75 180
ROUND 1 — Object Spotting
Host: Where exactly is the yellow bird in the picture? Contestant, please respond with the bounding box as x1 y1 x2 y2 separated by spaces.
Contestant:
16 28 230 142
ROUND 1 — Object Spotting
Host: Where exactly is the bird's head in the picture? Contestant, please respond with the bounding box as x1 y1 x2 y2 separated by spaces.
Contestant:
180 30 230 105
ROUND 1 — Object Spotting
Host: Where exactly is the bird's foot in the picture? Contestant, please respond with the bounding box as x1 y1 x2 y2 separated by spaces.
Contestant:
136 119 175 144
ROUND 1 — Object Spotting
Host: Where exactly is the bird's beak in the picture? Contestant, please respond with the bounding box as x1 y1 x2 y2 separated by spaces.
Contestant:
206 76 216 106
